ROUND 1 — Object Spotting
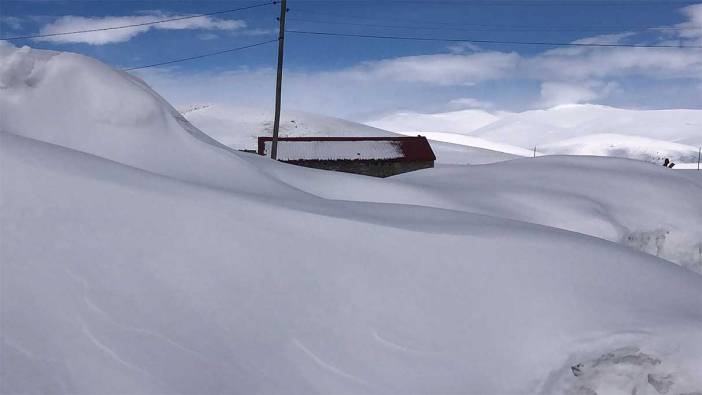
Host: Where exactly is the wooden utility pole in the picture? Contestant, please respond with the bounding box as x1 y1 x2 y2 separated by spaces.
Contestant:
270 0 287 160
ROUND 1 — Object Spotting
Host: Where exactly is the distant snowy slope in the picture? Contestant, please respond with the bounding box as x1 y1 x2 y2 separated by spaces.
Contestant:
470 104 702 147
540 134 701 164
182 104 521 165
366 104 702 164
397 131 535 157
366 109 499 135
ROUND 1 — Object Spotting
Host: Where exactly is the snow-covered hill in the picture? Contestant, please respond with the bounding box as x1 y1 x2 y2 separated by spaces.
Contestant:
182 104 522 165
2 45 702 395
470 104 702 147
366 108 500 136
180 104 397 148
366 104 702 166
538 134 701 164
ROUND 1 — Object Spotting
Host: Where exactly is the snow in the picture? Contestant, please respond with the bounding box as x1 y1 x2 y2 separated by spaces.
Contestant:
366 108 500 135
261 140 404 161
253 153 702 274
0 44 300 198
2 44 702 395
182 104 523 165
366 104 702 166
395 130 536 157
469 104 702 148
180 104 398 148
539 133 701 164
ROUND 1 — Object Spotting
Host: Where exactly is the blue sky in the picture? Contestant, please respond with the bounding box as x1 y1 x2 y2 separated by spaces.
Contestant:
2 0 701 118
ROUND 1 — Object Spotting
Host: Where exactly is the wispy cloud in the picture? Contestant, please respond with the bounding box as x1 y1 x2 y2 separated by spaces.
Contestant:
539 81 618 107
526 45 702 81
35 13 247 45
131 2 702 116
241 28 276 36
0 16 23 30
447 97 495 110
341 52 520 86
197 33 219 41
676 3 702 44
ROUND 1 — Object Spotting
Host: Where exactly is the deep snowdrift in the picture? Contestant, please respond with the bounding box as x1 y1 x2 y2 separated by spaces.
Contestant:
2 45 702 395
4 130 702 395
0 44 300 198
252 154 702 274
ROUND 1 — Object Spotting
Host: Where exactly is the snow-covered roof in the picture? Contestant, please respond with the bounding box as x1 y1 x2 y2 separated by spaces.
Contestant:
258 137 436 161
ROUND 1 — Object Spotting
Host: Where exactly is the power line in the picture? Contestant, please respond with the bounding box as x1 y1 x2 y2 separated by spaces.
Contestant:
294 9 696 32
293 0 701 6
123 39 278 71
287 16 695 33
0 1 275 41
286 30 702 48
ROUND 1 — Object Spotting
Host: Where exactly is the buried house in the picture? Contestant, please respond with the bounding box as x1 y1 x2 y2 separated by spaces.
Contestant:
257 136 436 177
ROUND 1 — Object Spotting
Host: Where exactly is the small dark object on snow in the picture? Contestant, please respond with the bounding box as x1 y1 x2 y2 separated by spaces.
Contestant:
571 363 584 377
662 158 675 168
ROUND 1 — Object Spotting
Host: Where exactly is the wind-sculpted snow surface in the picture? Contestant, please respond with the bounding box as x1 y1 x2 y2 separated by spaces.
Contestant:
1 45 702 394
0 44 302 198
3 131 702 394
393 158 702 273
255 154 702 273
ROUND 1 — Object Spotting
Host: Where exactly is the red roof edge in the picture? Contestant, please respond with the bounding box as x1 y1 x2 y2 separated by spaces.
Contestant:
257 136 436 161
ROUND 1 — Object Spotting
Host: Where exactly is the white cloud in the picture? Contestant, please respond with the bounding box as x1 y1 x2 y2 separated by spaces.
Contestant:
241 28 276 36
524 10 702 82
198 33 219 41
571 32 636 45
35 14 247 45
539 81 618 107
447 97 494 109
447 42 483 54
527 46 702 81
677 3 702 43
129 2 702 117
342 52 520 86
1 16 22 31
